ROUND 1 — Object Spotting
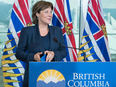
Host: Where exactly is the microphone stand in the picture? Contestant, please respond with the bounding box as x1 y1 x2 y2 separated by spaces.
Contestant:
56 42 86 62
83 53 86 62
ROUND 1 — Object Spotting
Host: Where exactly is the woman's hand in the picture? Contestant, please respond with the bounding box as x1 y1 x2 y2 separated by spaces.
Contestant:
34 52 42 62
44 51 55 62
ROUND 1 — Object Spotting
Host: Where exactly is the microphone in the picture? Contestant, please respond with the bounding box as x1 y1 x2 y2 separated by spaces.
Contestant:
53 37 86 61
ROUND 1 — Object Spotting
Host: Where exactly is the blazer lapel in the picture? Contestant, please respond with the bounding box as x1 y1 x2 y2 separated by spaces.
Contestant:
49 26 55 50
35 24 45 52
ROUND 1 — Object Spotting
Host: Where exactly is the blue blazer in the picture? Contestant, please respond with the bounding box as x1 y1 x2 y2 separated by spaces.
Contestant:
16 24 67 87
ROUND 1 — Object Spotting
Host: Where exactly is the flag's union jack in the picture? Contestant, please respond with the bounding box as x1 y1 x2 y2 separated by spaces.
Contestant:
52 0 77 62
2 0 31 87
78 0 111 62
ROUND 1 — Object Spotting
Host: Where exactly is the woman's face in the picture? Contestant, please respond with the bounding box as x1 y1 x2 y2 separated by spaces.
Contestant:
36 7 53 25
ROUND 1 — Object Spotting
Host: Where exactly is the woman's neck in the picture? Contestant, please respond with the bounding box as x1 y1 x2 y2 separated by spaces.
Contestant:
38 22 48 30
38 23 49 36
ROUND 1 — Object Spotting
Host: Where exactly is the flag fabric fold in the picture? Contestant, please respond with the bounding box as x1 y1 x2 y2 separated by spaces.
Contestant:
2 0 31 87
52 0 77 62
78 0 111 62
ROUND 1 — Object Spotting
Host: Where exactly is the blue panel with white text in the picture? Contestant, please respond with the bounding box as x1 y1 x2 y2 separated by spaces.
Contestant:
29 62 116 87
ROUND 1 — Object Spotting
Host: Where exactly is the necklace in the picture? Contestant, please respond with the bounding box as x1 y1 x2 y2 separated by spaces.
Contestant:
38 25 49 34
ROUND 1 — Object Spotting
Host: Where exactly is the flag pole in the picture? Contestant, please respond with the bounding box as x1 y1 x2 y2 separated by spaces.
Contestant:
79 0 81 47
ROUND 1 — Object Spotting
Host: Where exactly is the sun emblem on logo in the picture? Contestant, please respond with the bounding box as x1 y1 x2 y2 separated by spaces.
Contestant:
36 69 65 87
64 21 72 35
101 24 107 38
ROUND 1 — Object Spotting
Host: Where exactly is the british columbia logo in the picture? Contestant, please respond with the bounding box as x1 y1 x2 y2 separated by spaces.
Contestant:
36 69 65 87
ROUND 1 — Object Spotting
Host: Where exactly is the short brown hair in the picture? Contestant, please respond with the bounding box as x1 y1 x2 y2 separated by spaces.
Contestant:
32 1 53 24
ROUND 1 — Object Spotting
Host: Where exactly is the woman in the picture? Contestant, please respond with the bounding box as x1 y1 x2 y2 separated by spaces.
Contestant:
16 1 67 87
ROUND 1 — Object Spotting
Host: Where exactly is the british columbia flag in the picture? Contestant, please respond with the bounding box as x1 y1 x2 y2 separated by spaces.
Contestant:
2 0 31 87
78 0 111 62
52 0 78 62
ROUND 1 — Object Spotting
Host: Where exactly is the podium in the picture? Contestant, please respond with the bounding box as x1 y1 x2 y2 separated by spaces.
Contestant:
29 62 116 87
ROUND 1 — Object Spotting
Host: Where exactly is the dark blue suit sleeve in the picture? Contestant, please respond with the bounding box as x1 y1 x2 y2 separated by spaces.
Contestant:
16 28 34 63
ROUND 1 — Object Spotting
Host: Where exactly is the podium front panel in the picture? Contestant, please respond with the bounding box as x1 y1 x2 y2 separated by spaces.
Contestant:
29 62 116 87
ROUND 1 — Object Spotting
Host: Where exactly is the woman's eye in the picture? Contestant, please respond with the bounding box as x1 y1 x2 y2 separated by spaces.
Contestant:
45 11 48 13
